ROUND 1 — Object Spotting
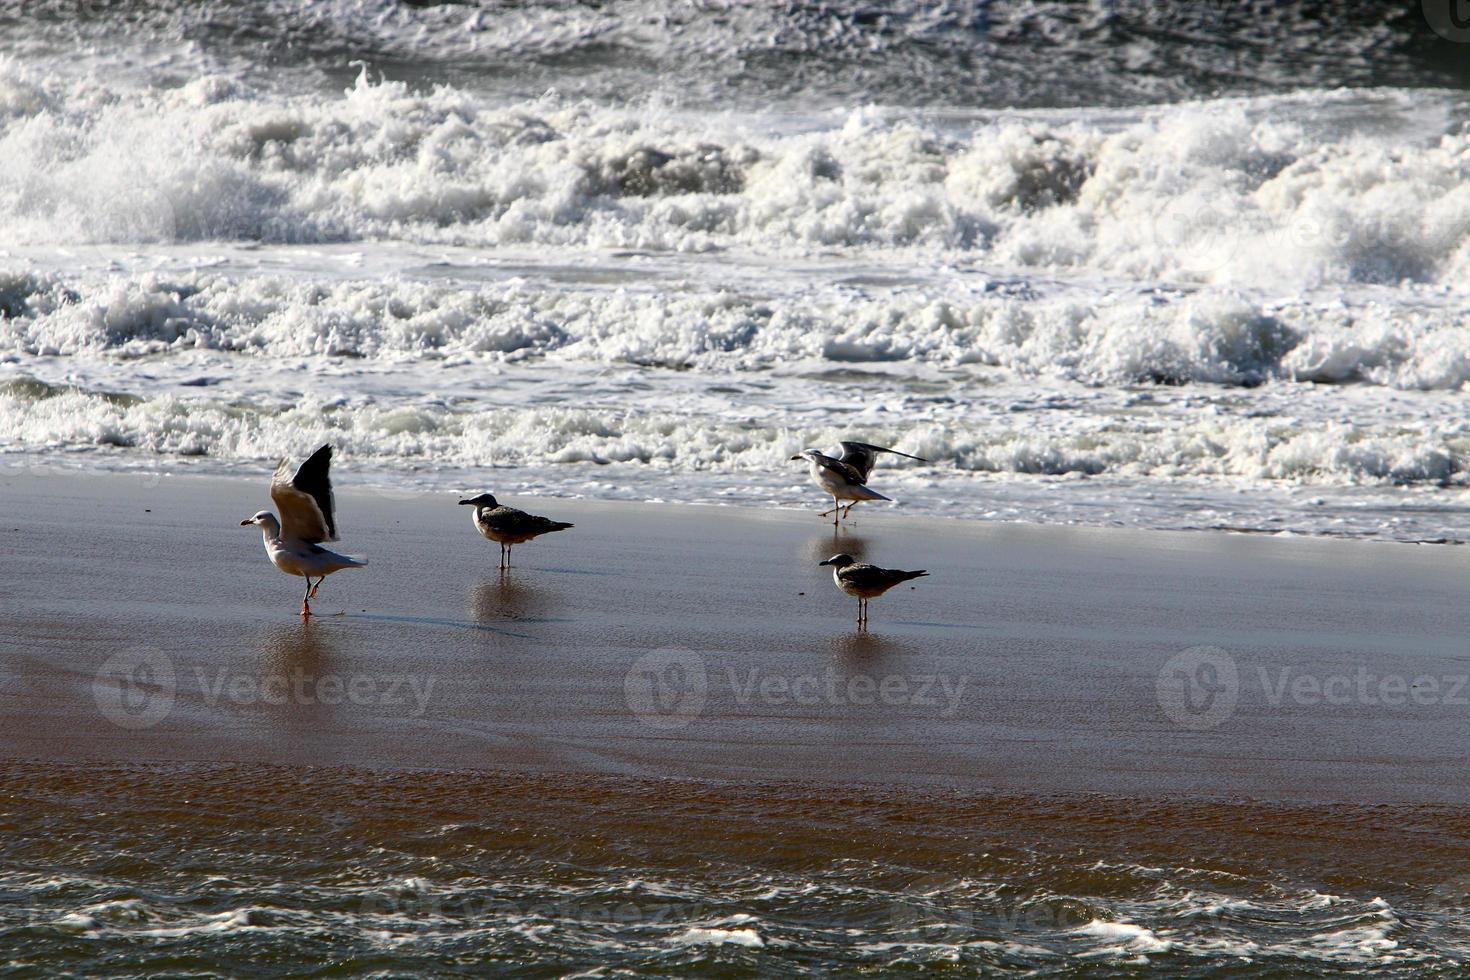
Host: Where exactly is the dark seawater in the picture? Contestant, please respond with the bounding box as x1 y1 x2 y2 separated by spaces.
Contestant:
4 764 1470 976
3 0 1469 108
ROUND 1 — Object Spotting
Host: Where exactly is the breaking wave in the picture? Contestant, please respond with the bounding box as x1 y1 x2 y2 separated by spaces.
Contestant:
3 66 1470 290
5 266 1470 391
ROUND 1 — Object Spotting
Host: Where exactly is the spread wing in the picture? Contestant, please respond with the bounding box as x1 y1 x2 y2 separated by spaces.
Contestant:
838 441 927 484
270 444 336 543
810 452 866 487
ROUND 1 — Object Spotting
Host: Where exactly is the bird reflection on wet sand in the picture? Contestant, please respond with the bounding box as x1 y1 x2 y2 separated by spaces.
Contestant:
471 574 543 622
260 620 333 675
804 530 869 565
828 629 900 660
247 620 341 727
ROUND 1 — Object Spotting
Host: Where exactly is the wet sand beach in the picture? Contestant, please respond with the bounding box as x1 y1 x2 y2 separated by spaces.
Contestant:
4 470 1470 804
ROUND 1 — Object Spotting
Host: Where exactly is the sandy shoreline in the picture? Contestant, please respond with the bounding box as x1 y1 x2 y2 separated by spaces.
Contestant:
4 469 1470 804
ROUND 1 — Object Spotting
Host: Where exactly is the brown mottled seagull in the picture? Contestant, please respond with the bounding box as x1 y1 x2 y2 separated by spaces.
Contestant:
458 492 574 569
818 553 928 629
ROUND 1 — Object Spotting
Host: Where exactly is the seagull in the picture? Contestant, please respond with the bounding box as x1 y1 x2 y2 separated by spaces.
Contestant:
791 441 926 525
819 553 928 629
240 444 366 617
458 493 573 569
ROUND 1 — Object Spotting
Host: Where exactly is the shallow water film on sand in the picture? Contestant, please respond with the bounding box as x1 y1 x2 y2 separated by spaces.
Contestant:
6 2 1470 976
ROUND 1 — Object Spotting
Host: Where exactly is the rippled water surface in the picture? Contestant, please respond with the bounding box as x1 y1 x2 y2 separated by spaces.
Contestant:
4 764 1470 976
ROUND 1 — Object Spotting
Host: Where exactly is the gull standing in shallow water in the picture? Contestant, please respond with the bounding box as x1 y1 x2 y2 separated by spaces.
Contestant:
240 444 366 617
791 441 926 525
458 493 573 569
819 553 928 629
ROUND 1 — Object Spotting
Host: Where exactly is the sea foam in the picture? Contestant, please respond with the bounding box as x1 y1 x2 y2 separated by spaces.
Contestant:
3 66 1468 290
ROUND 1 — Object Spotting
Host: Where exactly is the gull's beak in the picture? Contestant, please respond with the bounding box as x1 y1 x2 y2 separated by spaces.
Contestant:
239 518 253 526
818 558 833 566
457 498 472 505
790 454 803 461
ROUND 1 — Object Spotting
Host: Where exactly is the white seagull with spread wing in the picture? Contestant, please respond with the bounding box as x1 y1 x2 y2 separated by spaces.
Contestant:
240 444 366 617
791 441 926 525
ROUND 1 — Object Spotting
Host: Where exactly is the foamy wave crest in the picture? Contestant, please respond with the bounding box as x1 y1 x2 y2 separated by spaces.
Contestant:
7 267 1470 392
4 380 1467 489
3 66 1468 289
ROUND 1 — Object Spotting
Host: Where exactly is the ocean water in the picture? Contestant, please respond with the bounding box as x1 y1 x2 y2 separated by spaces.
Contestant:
6 764 1470 978
3 2 1470 540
